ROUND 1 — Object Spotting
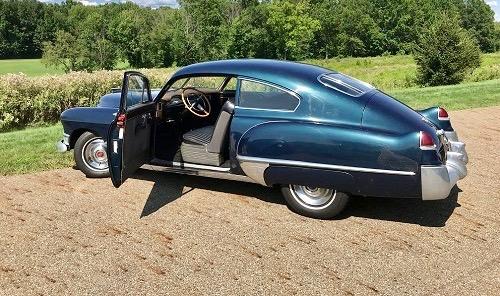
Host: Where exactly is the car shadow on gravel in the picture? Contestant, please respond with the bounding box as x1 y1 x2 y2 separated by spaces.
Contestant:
132 169 284 218
132 169 460 227
339 186 461 227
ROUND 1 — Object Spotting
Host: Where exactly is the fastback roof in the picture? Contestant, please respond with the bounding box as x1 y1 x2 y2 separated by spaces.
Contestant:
171 59 335 93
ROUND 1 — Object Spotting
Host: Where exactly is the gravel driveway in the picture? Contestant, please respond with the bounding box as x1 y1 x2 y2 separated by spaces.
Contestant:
1 106 499 295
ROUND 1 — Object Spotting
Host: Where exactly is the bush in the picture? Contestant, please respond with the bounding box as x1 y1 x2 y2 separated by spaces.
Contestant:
0 69 174 131
414 14 481 86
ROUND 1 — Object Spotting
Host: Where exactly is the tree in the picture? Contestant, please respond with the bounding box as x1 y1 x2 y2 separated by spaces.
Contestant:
41 30 81 73
227 4 273 59
170 0 230 65
458 0 496 52
266 0 321 60
414 13 481 86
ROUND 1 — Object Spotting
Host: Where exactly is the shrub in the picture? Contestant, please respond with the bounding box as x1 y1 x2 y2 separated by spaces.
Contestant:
0 69 174 131
414 14 481 86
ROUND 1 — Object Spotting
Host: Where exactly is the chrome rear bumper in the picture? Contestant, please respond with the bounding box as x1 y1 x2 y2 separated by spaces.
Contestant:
421 132 468 200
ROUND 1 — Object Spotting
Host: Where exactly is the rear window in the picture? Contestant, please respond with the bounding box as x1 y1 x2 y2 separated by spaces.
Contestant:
319 73 374 97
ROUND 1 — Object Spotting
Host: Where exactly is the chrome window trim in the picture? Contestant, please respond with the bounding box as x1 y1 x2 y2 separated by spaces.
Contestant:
236 77 301 112
236 155 416 176
318 73 374 97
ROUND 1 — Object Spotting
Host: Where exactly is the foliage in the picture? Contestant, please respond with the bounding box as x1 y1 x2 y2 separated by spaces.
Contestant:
1 0 497 68
414 14 481 86
266 0 320 60
0 69 173 131
458 0 497 52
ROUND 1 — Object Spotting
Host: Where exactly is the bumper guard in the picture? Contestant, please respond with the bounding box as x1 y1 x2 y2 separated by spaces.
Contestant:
421 131 468 200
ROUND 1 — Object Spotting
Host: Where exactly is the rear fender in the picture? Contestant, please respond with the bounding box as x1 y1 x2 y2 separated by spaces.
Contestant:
418 107 453 132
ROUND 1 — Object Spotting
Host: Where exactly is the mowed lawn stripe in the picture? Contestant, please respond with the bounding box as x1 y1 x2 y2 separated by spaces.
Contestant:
0 124 73 175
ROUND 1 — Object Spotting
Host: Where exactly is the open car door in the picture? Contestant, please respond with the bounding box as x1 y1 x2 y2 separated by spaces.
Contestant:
107 71 155 188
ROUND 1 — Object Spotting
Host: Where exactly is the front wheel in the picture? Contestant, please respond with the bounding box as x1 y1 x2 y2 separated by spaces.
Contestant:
74 131 110 178
281 185 350 219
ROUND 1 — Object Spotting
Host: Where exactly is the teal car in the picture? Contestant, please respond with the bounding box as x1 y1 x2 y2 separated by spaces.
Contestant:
58 59 468 219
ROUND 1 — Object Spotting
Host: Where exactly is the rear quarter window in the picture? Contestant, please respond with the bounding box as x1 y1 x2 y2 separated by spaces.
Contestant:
238 79 299 111
319 73 374 97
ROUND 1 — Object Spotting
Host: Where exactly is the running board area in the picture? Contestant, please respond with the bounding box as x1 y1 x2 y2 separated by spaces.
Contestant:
142 160 257 184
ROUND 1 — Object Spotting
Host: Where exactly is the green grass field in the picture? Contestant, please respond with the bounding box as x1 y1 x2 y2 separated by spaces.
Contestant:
1 53 499 89
0 59 130 76
0 59 64 76
0 124 73 175
391 79 500 110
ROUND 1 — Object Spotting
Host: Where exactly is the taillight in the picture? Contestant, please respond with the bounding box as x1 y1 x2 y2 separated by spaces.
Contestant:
438 107 449 121
117 113 126 128
420 131 436 150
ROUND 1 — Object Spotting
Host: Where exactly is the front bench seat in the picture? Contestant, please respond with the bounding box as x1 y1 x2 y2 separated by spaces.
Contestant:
181 101 235 166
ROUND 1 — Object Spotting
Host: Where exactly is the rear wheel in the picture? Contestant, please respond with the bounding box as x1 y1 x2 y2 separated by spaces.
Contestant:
281 185 349 219
74 131 109 178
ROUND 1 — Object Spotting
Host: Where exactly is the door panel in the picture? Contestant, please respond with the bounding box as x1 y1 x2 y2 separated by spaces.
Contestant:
108 71 154 188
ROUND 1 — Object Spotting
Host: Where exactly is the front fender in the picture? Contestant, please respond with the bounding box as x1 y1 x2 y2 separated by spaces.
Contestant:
60 107 118 145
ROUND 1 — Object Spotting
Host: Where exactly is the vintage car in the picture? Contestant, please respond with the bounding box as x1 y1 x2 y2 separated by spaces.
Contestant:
57 59 468 219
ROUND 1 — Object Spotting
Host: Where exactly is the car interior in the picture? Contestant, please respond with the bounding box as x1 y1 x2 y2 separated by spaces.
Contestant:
152 76 237 168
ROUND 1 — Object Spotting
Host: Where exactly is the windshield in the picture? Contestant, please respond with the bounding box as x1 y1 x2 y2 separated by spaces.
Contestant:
168 76 226 91
319 73 374 97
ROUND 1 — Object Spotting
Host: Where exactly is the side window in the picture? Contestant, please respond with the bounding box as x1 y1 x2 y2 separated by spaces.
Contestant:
238 79 299 111
126 74 150 109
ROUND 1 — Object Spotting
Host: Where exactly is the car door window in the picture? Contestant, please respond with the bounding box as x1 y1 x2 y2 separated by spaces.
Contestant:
238 79 299 111
126 75 150 109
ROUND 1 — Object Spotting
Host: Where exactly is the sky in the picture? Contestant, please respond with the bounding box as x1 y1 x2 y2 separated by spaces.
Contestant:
39 0 500 21
487 0 500 21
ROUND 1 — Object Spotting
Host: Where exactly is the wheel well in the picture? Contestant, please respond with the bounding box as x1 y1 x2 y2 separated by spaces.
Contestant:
70 129 97 149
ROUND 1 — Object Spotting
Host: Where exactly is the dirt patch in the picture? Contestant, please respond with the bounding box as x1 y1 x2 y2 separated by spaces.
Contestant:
1 106 499 295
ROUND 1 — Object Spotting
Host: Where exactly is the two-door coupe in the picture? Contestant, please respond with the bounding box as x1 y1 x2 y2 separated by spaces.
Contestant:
57 59 468 219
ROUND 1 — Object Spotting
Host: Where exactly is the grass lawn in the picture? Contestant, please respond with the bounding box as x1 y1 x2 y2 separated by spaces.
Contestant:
390 79 500 110
306 52 500 90
0 59 64 76
0 59 130 76
0 124 73 175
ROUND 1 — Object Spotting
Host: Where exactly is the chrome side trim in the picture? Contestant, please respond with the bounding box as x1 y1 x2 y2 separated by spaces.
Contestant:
169 161 230 172
142 164 256 184
236 155 416 176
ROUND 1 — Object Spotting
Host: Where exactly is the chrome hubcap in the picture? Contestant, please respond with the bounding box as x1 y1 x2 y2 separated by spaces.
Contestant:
290 185 336 209
82 138 108 171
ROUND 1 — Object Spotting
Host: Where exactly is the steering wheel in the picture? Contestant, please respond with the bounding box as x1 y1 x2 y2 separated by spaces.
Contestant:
181 87 212 117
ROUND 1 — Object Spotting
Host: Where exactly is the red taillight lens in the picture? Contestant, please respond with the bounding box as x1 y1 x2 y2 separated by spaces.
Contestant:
117 113 126 128
438 107 449 120
420 131 436 150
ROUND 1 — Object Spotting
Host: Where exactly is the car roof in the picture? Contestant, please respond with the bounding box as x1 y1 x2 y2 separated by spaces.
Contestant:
170 59 336 93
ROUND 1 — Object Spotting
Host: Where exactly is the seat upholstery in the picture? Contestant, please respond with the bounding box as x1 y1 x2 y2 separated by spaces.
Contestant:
183 125 214 146
181 101 235 166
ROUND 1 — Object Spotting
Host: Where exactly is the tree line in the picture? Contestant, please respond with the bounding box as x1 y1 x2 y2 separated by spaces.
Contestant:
0 0 498 72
